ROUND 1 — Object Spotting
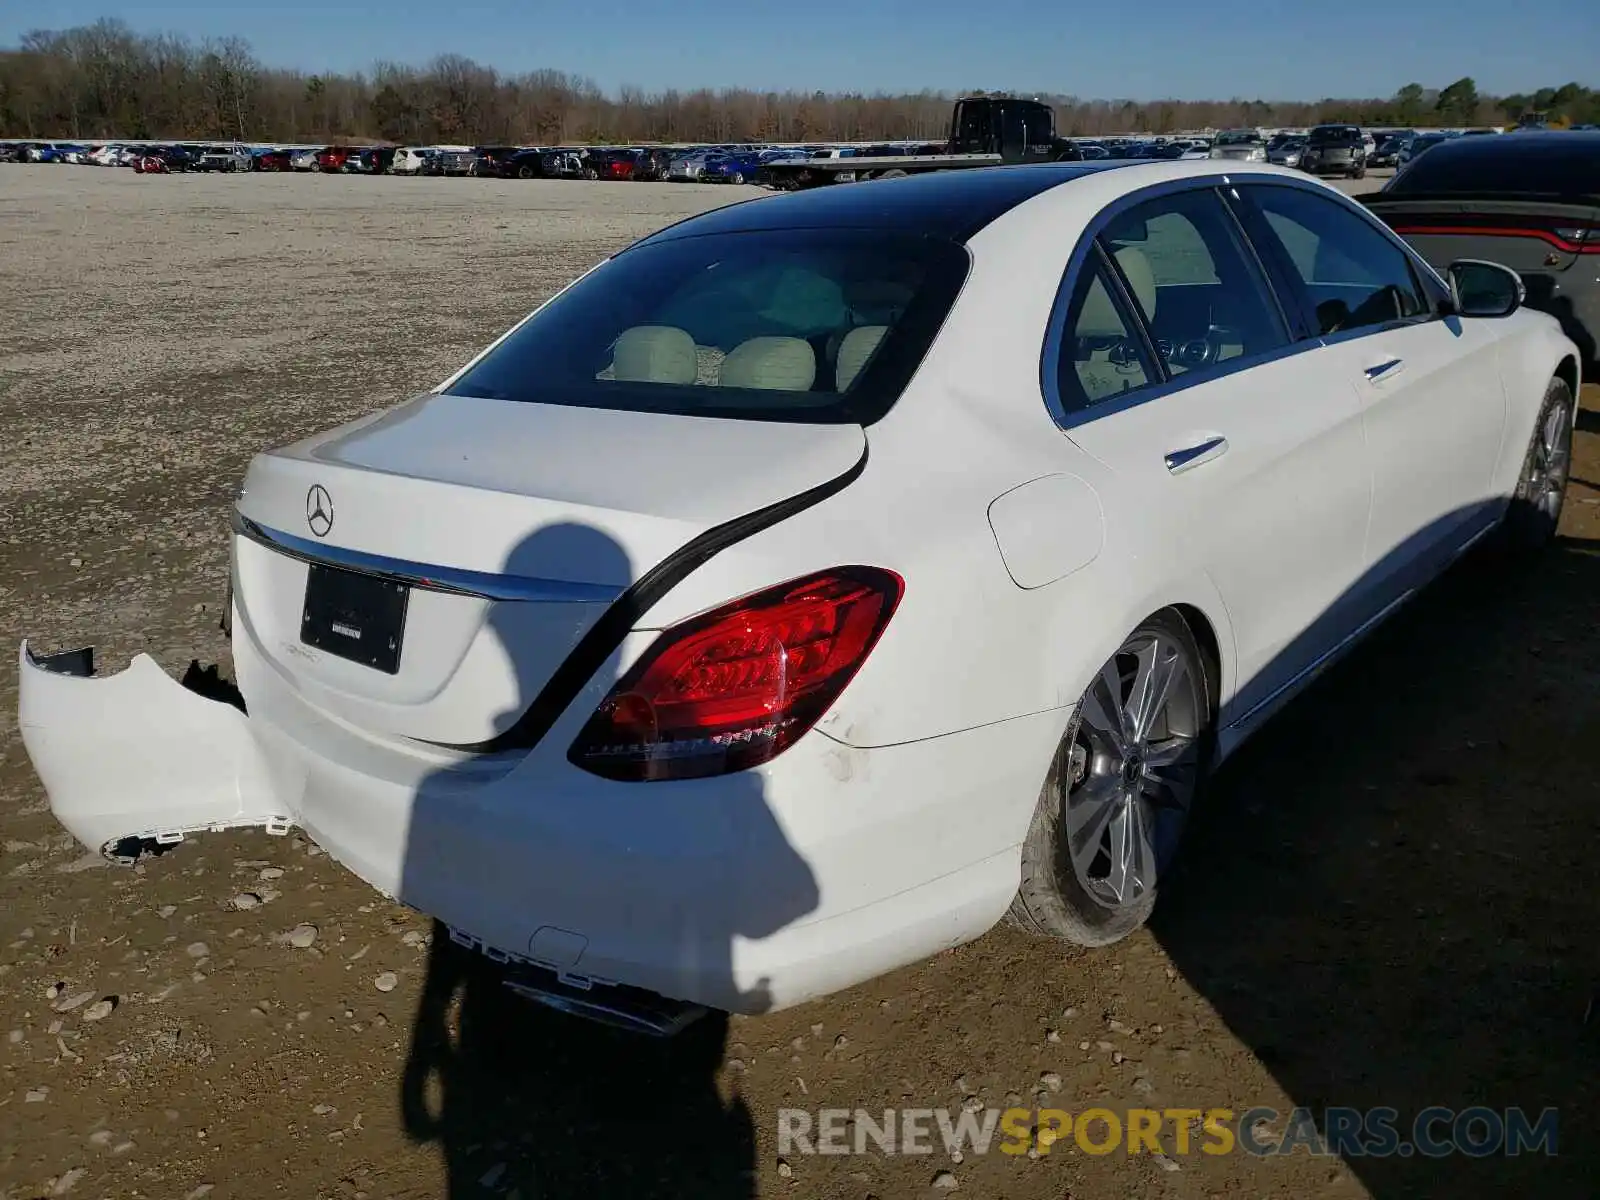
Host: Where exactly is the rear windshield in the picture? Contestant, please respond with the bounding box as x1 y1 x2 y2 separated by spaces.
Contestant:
1310 127 1360 144
1388 138 1600 196
447 228 971 424
1216 132 1262 145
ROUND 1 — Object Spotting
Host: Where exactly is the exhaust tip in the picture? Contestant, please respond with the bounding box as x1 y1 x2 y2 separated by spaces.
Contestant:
500 971 709 1037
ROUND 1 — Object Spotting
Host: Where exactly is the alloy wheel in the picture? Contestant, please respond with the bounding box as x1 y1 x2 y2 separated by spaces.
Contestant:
1062 631 1203 909
1529 397 1573 522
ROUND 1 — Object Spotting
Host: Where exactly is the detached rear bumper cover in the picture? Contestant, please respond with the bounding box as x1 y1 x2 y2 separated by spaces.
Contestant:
17 643 293 855
16 638 1055 1014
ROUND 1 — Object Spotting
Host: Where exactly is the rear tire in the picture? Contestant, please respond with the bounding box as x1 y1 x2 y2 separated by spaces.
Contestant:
1008 609 1215 946
1496 376 1574 551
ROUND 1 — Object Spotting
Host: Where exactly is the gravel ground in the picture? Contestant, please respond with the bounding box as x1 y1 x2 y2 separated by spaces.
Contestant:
1 165 1596 1200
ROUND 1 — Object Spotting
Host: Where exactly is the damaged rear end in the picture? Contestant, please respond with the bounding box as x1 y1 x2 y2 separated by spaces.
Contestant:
15 218 972 1019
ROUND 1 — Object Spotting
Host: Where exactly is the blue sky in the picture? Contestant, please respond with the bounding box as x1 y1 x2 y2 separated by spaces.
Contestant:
5 0 1595 99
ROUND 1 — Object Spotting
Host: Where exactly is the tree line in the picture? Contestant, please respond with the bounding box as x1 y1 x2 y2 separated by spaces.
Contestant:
3 18 1597 145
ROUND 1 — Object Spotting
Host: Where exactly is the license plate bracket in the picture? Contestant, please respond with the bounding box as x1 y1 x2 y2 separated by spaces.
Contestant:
300 563 409 675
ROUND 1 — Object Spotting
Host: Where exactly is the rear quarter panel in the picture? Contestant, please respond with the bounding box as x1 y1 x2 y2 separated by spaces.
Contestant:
624 168 1239 753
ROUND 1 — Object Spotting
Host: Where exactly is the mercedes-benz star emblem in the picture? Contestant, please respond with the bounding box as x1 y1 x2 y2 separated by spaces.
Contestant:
305 485 334 538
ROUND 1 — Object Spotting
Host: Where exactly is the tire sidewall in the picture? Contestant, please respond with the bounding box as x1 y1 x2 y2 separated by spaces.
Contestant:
1011 608 1217 946
1499 376 1575 550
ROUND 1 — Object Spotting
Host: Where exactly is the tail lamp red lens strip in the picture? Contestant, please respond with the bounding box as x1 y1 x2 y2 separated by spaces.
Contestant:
568 566 903 781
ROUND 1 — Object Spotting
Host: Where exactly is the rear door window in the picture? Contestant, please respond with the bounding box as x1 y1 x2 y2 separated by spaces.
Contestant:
1055 255 1158 413
447 229 970 425
1097 188 1289 378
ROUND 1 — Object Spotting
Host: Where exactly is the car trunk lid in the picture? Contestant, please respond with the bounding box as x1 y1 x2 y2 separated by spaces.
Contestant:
231 392 866 747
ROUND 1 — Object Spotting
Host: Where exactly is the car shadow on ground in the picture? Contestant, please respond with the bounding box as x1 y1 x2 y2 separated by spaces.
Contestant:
395 522 819 1199
1152 529 1599 1196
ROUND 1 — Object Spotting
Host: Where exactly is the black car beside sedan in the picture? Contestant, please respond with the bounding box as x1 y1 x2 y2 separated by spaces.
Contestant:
1363 131 1600 364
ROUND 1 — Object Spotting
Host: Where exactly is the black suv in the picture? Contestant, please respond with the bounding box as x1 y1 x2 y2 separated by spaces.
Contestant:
1300 125 1368 179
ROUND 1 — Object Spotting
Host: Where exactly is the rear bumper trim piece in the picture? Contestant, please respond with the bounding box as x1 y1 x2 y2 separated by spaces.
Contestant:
230 509 624 604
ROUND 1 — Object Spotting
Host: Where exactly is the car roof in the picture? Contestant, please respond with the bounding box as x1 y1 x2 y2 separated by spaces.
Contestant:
1420 129 1600 160
635 161 1143 246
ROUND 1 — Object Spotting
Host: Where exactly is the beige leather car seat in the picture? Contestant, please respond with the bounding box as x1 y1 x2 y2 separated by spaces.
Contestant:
609 325 698 384
719 336 818 391
835 325 888 390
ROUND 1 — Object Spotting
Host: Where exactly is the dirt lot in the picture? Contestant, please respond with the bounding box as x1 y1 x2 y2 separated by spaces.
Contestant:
1 165 1596 1200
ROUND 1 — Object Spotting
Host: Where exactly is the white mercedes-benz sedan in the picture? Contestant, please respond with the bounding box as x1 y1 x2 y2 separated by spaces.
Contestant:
19 161 1580 1033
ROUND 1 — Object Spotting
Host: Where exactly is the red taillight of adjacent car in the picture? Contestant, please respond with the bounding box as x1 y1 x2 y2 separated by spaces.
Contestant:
568 567 904 782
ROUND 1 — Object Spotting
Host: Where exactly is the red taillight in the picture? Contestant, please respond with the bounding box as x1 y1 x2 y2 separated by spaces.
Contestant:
568 567 903 782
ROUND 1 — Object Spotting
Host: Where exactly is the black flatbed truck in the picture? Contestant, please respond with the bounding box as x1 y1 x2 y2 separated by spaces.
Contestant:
760 96 1083 189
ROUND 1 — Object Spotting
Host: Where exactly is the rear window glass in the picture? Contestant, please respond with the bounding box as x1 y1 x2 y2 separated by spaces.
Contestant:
1309 127 1360 144
1388 139 1600 196
447 229 970 424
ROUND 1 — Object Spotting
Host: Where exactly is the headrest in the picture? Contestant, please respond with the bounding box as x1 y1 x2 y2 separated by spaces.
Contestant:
835 326 888 390
610 325 697 384
719 337 817 391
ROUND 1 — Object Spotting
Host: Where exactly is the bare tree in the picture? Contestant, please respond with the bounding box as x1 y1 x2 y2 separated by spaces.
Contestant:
4 19 1598 143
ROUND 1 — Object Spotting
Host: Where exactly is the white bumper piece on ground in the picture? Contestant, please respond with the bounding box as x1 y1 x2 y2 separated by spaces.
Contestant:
16 638 1057 1018
17 643 294 856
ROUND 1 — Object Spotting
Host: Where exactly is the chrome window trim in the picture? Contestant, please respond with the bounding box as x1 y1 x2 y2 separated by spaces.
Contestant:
229 509 625 604
1039 171 1458 433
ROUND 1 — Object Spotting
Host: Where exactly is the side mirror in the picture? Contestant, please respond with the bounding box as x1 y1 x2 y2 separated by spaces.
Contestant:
1447 259 1525 318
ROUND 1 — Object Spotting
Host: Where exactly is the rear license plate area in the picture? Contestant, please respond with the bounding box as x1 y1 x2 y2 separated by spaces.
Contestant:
300 563 409 675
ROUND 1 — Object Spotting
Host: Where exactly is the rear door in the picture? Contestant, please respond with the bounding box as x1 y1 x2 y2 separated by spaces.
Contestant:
1051 184 1372 722
1235 181 1508 592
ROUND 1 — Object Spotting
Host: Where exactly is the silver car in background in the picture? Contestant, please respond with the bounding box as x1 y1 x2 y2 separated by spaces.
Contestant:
1267 136 1307 168
1209 130 1267 162
666 151 714 181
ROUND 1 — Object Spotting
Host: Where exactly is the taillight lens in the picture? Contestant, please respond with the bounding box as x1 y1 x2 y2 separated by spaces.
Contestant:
568 567 903 782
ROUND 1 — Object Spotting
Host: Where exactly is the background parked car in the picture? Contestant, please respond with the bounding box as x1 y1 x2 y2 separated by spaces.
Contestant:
1364 129 1600 365
289 148 320 171
1299 124 1368 178
631 147 674 181
1368 134 1409 168
700 149 768 183
1396 132 1454 168
132 145 194 173
666 149 715 181
433 147 480 175
1209 129 1268 162
315 146 357 172
467 146 521 176
251 148 292 172
390 147 435 174
1268 136 1308 167
346 146 397 174
536 148 582 178
194 144 253 172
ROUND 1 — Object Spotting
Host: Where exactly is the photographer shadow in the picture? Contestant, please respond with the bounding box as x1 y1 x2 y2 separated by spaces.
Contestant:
395 522 819 1198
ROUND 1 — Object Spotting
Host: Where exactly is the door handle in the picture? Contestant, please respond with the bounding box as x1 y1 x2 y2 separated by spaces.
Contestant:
1164 435 1229 475
1363 357 1405 381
